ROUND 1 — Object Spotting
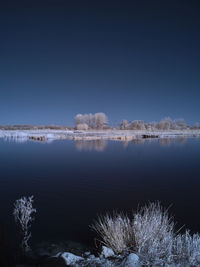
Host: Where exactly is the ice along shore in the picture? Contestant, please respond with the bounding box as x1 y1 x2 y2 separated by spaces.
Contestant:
0 129 200 142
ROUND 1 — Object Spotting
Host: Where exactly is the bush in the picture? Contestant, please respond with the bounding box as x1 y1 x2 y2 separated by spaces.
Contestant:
133 202 174 265
92 202 200 266
75 123 89 130
173 231 200 265
91 212 134 254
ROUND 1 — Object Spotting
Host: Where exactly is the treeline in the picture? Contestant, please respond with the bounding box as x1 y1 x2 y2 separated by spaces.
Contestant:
120 118 191 131
0 125 71 130
74 113 108 130
1 115 199 131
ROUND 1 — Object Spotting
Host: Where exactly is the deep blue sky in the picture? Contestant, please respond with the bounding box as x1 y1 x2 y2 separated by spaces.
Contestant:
0 0 200 125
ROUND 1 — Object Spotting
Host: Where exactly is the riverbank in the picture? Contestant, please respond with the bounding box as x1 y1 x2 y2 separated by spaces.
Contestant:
12 202 200 267
0 129 200 142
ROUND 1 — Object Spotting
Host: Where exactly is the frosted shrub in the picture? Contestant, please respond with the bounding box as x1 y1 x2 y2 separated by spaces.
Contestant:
133 202 174 265
173 231 200 266
92 213 134 254
13 196 36 252
92 202 175 265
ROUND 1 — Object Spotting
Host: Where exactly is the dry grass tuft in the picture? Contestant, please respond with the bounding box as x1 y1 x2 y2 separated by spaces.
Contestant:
91 212 134 254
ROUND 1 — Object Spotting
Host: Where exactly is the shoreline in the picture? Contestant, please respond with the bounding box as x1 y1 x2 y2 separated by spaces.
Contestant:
8 202 200 266
0 129 200 142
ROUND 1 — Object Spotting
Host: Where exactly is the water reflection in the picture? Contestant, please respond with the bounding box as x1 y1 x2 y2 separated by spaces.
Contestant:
131 139 145 145
74 137 188 151
75 139 107 152
158 137 186 146
158 138 172 146
3 137 53 144
4 136 188 148
121 141 129 148
121 137 187 148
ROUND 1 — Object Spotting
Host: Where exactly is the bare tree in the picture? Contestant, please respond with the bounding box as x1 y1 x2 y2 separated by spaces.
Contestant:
146 122 156 131
174 119 187 130
155 117 172 130
13 196 36 252
88 113 94 128
120 120 129 130
94 113 108 129
129 120 146 130
74 114 84 126
82 114 89 125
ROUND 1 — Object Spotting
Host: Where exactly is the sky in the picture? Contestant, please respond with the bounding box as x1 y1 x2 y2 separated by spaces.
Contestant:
0 0 200 126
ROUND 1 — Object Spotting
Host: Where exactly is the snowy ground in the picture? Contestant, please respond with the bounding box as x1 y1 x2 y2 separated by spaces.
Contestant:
0 129 200 142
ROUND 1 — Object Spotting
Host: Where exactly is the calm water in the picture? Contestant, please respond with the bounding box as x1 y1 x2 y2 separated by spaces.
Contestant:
0 138 200 251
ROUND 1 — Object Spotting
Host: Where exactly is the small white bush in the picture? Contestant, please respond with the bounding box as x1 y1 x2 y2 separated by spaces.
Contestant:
13 196 36 252
75 123 89 130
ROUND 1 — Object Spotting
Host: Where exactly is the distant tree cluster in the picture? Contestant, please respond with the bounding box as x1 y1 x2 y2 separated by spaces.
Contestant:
74 113 108 130
120 117 188 131
190 122 200 130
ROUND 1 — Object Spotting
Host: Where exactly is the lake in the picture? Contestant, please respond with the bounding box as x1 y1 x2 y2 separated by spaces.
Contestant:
0 137 200 255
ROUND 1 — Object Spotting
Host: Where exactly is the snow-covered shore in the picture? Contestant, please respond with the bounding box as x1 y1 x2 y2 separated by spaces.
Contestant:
0 129 200 142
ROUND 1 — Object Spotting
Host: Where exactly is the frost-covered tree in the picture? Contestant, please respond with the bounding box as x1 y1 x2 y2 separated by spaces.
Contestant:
74 114 84 126
82 114 89 125
129 120 146 130
74 113 107 129
94 113 108 129
146 122 156 131
174 119 187 130
120 120 129 130
156 119 171 130
13 196 36 252
88 113 94 128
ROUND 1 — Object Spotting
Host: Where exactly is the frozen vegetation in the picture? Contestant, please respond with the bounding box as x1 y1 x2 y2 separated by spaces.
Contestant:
91 202 200 266
12 200 200 266
13 196 36 252
0 129 200 143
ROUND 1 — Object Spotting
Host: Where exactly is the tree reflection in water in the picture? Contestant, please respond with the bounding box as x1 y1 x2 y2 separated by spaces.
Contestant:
75 139 107 152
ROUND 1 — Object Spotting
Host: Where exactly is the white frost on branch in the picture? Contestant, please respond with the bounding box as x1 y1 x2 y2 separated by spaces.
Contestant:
13 196 36 252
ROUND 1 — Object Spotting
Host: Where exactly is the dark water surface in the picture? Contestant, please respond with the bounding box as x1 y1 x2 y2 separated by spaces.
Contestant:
0 138 200 253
